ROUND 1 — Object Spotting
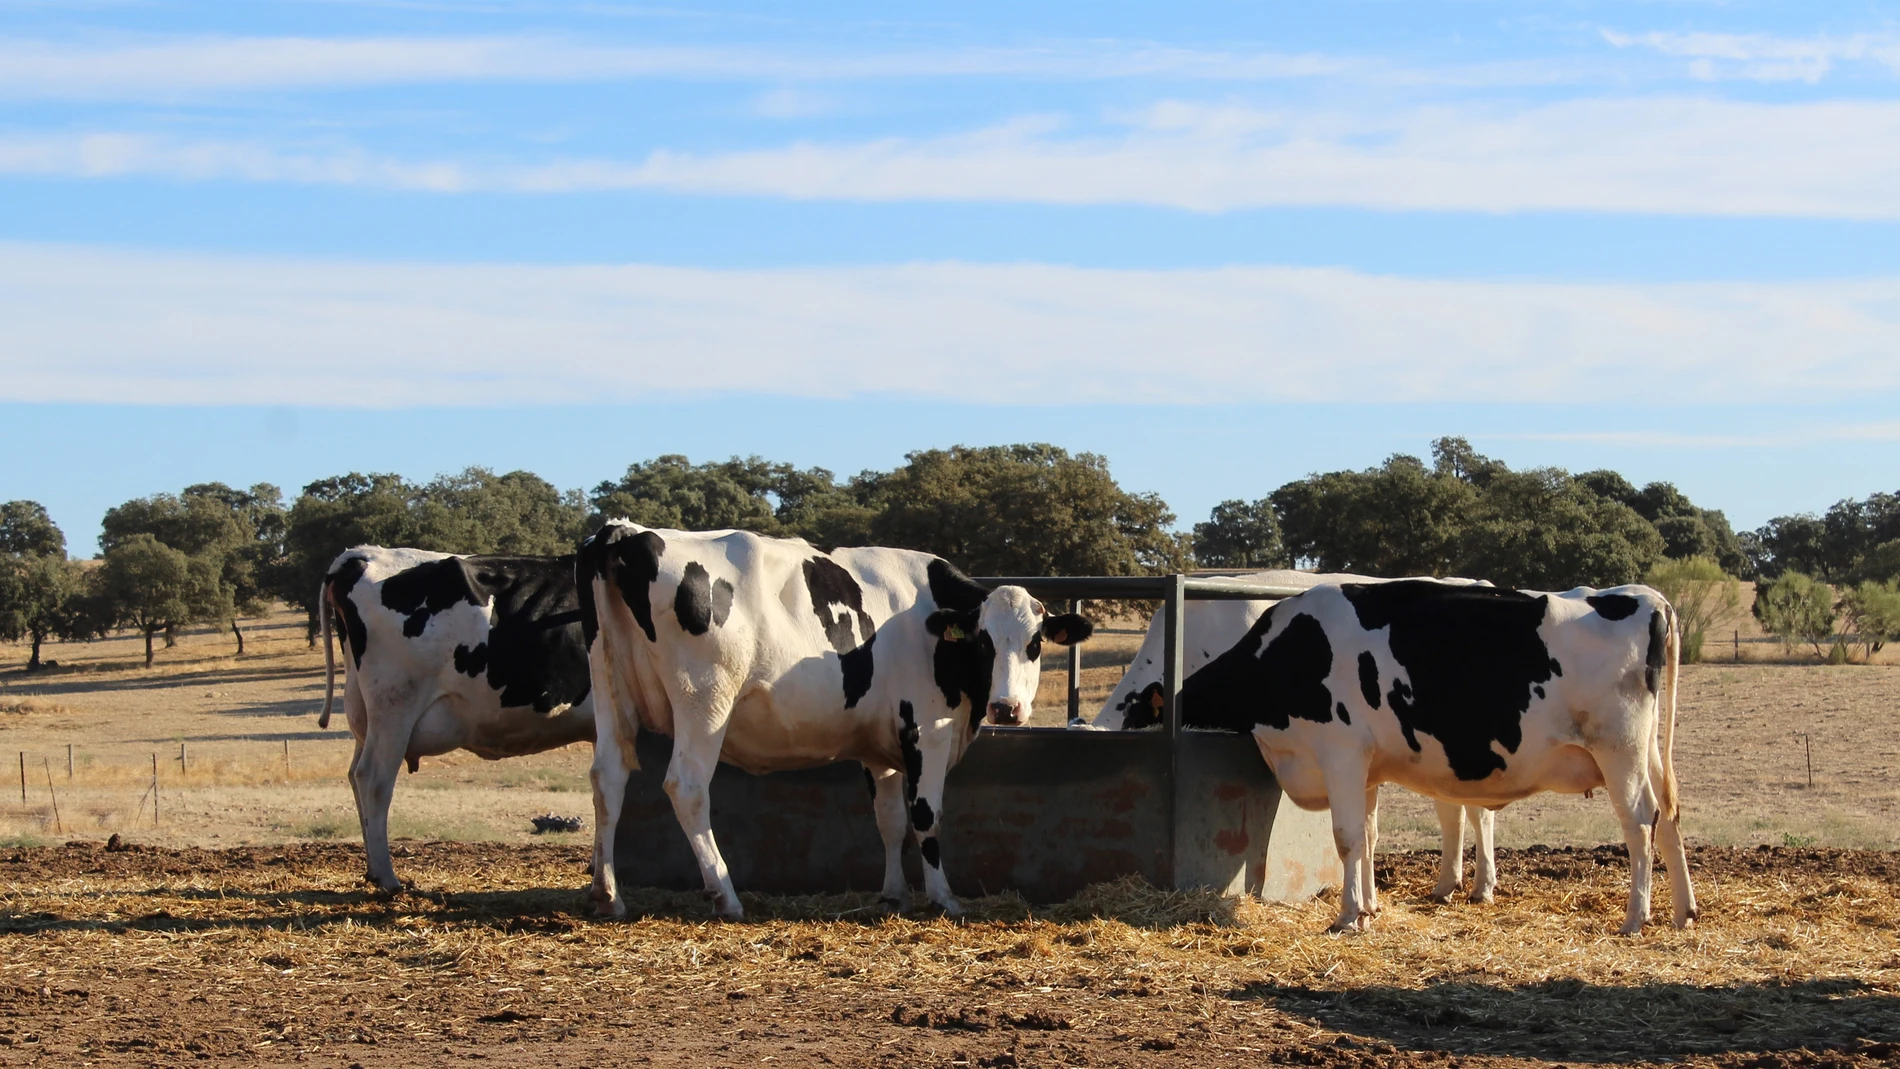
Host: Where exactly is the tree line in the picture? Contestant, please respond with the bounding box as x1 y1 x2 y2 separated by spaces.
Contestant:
1 438 1895 667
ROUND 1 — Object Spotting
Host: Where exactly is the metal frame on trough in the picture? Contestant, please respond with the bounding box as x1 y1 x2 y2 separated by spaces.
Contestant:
611 575 1339 904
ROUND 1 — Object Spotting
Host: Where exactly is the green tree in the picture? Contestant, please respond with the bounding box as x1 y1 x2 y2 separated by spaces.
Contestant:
1458 467 1664 589
1644 557 1742 664
864 444 1188 576
1273 453 1476 577
1836 580 1900 663
1193 499 1289 569
418 468 590 556
0 501 65 558
95 534 223 667
0 552 90 671
101 484 284 654
1754 572 1839 661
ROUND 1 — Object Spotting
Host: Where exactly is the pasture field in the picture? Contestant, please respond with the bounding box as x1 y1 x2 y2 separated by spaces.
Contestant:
1 604 1895 854
1 841 1896 1067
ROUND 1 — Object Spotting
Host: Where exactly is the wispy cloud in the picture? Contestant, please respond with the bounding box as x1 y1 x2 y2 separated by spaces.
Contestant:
0 34 1369 99
3 242 1895 408
11 95 1900 217
1602 28 1900 82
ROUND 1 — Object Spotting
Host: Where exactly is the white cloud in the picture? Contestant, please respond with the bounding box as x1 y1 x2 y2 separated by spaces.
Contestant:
2 242 1896 408
10 95 1900 217
0 35 1367 99
1602 29 1900 82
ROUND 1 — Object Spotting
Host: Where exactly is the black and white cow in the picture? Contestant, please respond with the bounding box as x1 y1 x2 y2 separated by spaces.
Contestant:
1087 571 1501 906
320 547 595 891
1106 579 1694 935
577 522 1092 920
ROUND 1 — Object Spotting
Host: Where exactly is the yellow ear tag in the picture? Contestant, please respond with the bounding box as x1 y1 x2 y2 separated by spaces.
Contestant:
944 624 966 642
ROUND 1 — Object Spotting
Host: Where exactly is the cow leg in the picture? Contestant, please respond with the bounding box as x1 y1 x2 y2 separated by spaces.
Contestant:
868 766 912 911
1596 745 1659 935
1324 763 1374 933
908 725 963 918
663 721 743 921
1361 785 1381 917
348 700 428 894
1652 748 1697 928
1468 806 1497 905
588 703 640 919
1431 799 1466 903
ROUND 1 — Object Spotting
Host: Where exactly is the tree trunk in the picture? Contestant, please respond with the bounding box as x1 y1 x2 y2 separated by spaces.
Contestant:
232 619 245 657
306 610 319 649
164 622 177 649
27 633 42 671
144 628 155 667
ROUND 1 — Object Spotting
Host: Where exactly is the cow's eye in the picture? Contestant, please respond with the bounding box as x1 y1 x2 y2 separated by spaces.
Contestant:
1025 634 1043 661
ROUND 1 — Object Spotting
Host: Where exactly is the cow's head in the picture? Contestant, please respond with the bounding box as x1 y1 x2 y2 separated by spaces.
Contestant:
927 586 1093 726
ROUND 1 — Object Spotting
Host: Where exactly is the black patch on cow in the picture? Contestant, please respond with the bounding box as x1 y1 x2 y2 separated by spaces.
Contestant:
711 578 734 626
1533 685 1545 699
926 558 990 613
327 554 371 668
911 797 935 832
576 524 666 644
1646 609 1666 694
1174 608 1336 733
380 557 486 638
920 836 941 869
1357 651 1381 709
459 554 594 714
453 642 489 678
1335 701 1351 725
862 767 877 800
803 557 878 708
1588 593 1641 621
897 701 922 808
675 561 716 635
1341 581 1556 782
1025 633 1043 661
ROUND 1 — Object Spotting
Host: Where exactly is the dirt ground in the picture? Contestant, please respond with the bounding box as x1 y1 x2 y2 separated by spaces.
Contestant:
2 841 1896 1068
2 606 1898 853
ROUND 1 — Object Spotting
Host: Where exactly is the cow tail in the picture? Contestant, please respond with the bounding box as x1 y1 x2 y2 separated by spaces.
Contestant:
1658 599 1682 823
319 577 336 730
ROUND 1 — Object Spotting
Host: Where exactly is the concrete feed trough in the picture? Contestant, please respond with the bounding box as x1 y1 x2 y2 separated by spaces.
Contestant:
611 575 1339 904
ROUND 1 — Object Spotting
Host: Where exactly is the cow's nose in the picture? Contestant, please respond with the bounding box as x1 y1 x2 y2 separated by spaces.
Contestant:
988 700 1022 725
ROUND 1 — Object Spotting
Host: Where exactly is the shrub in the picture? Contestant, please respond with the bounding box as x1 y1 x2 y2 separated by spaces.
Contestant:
1836 579 1900 663
1754 572 1838 661
1644 556 1741 664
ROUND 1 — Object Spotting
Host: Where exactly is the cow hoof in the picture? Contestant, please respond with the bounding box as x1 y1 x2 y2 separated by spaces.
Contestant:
933 898 965 919
1468 890 1495 905
1617 919 1645 937
1429 889 1457 905
877 895 909 914
713 900 745 922
1326 914 1368 935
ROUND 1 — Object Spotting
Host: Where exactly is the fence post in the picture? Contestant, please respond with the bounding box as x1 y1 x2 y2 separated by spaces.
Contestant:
283 738 291 780
41 758 61 835
1066 598 1083 724
18 751 24 804
179 742 187 776
1734 630 1740 662
1162 575 1186 738
152 753 159 828
66 743 73 780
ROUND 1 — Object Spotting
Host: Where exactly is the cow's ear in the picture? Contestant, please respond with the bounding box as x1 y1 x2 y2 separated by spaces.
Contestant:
1041 613 1094 646
927 609 975 641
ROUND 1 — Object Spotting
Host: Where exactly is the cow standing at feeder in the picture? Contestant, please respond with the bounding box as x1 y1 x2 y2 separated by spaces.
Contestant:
1087 571 1502 906
578 522 1091 921
1111 578 1694 935
321 547 596 891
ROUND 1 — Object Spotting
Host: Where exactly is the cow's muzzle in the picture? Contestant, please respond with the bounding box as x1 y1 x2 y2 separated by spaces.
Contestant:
987 699 1024 726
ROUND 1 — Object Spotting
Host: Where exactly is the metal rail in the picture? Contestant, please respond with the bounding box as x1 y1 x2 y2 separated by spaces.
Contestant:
971 573 1308 737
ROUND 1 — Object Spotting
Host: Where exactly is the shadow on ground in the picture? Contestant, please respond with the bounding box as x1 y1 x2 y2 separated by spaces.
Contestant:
1239 978 1900 1060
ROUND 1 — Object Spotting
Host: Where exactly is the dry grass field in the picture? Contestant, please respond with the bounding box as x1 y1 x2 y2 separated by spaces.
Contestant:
1 601 1897 1067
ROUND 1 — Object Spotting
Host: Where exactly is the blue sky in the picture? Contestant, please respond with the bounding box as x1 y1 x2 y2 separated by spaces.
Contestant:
3 1 1898 554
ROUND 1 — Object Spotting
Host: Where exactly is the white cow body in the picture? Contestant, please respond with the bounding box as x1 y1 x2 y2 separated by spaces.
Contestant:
320 546 596 890
1166 579 1693 934
579 522 1090 920
1088 570 1499 905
